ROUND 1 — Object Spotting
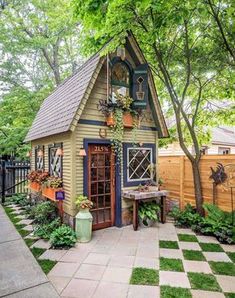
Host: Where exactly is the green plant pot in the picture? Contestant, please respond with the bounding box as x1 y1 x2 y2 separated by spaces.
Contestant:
75 208 93 243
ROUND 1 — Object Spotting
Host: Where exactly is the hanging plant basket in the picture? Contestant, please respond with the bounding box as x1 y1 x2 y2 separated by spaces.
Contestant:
29 181 41 192
42 187 64 201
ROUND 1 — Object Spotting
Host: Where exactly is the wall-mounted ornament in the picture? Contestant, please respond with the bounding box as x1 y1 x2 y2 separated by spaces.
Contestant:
136 76 145 101
99 128 107 139
132 64 148 109
78 148 86 157
55 148 63 156
37 149 43 157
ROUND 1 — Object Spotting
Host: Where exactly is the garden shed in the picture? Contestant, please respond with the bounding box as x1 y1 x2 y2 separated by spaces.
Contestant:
25 32 168 229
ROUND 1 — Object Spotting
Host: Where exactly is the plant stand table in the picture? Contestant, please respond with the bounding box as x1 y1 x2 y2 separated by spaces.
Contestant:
122 190 168 231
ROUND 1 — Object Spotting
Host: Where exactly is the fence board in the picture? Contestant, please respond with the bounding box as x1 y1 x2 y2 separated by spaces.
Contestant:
159 155 235 212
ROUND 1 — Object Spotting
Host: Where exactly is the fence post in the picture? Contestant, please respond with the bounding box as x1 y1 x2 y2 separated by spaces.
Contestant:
1 160 6 204
179 156 184 210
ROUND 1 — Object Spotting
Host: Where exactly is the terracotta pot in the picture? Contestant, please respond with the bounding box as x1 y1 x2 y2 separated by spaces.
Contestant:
42 187 63 201
123 112 134 128
106 114 115 126
29 181 41 192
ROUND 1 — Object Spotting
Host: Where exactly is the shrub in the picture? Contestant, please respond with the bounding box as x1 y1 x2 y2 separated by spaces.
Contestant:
50 224 77 248
30 201 57 224
34 218 61 240
138 201 160 226
169 204 201 228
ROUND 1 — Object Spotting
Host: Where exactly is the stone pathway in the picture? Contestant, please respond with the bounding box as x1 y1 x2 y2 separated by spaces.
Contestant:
0 205 59 298
44 224 235 297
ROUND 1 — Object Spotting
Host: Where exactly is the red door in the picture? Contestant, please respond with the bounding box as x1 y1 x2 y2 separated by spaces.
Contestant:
88 144 115 230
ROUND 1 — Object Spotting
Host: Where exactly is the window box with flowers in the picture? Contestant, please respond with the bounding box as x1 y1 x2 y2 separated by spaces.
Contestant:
27 170 49 192
42 177 63 201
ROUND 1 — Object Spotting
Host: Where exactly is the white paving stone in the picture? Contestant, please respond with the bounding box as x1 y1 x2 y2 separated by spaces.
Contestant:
176 228 196 235
179 242 201 251
183 260 212 273
197 235 219 244
128 285 160 298
203 252 232 262
221 244 235 252
191 289 225 298
31 239 51 249
160 248 183 259
134 257 159 270
38 249 66 261
215 275 235 292
160 271 191 288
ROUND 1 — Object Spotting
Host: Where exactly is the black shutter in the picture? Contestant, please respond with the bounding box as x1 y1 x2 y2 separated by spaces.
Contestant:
132 64 148 109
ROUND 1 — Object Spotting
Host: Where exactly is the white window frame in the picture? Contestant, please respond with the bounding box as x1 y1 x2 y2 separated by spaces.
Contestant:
127 147 153 182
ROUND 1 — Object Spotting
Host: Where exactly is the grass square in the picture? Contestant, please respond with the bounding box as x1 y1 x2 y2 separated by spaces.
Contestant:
130 267 159 285
37 259 57 274
159 240 179 249
188 272 221 292
225 293 235 298
183 250 205 261
24 238 36 247
160 257 184 272
209 261 235 276
228 252 235 263
178 234 198 242
31 247 46 258
199 243 223 252
160 286 192 298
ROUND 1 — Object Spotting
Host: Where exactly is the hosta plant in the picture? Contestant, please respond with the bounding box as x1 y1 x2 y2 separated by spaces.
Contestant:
50 224 77 248
30 201 57 224
34 218 61 240
138 201 160 226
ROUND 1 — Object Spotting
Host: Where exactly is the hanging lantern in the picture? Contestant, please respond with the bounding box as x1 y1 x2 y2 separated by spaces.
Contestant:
37 149 43 157
56 147 63 156
78 148 87 157
117 46 126 61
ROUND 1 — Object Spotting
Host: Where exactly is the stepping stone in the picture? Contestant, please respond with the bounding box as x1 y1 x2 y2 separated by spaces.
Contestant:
39 249 66 261
191 289 225 298
176 228 196 235
179 242 201 251
61 278 98 298
160 271 191 288
215 275 235 292
136 245 158 258
101 266 132 283
159 223 178 241
22 225 34 232
134 257 159 270
160 248 183 259
128 285 160 298
24 234 39 240
18 219 34 225
74 264 106 280
15 215 26 219
221 244 235 253
48 276 71 295
196 235 219 244
31 239 51 249
93 281 129 298
11 210 24 215
203 252 232 262
183 260 212 273
48 262 80 278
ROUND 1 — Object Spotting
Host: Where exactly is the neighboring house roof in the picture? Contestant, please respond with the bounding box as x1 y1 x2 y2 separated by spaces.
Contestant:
212 127 235 146
25 32 168 142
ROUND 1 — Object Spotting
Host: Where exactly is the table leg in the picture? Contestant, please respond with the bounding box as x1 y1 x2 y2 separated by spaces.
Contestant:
160 196 166 224
133 200 139 231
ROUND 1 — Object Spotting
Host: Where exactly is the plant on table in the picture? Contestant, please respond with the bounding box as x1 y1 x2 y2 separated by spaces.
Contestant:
50 224 77 248
138 200 160 226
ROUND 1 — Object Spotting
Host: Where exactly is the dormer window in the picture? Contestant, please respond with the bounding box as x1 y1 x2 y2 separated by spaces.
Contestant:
111 62 130 103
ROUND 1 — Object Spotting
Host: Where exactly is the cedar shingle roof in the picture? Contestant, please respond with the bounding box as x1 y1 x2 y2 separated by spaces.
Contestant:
25 53 101 141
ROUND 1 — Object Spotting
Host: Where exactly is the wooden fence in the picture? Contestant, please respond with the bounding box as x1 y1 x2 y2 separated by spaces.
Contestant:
158 155 235 212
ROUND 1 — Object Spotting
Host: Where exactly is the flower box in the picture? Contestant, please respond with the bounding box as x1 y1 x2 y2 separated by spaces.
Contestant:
42 187 64 201
106 112 138 128
29 181 41 192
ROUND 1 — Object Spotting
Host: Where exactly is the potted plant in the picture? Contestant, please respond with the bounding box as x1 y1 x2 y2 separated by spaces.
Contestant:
138 201 160 227
42 176 63 201
75 195 93 242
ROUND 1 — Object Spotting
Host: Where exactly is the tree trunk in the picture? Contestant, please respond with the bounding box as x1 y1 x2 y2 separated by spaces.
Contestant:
191 159 204 216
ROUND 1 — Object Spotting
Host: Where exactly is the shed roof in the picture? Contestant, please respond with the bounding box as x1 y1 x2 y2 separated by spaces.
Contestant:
25 32 168 142
25 53 100 141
